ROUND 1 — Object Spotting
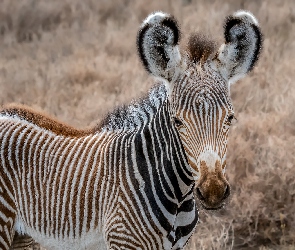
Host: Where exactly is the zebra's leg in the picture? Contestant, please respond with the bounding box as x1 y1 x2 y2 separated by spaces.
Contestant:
10 232 34 250
0 187 17 250
32 241 42 250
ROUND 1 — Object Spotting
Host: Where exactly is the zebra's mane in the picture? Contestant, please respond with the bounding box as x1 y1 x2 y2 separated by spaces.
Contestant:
186 33 217 63
96 83 168 132
0 84 168 135
0 104 92 137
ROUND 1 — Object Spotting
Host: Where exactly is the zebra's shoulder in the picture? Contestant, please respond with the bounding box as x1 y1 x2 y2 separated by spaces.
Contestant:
0 103 92 137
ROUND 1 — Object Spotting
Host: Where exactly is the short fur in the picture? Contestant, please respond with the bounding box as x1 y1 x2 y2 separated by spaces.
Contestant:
0 10 263 250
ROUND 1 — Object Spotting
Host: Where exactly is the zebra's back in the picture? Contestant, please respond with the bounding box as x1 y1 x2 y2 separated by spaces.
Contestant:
0 116 115 249
0 115 173 249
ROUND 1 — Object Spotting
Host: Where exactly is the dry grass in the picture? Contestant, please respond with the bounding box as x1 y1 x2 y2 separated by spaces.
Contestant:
0 0 294 249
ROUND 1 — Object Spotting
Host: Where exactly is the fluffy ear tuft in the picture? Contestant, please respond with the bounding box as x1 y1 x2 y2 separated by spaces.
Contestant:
137 12 181 82
214 10 262 84
187 33 217 63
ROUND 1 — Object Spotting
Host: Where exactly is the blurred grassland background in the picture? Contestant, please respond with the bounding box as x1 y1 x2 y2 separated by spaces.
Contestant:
0 0 294 249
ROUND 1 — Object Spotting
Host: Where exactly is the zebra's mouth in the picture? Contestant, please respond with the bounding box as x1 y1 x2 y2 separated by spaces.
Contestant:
199 202 224 211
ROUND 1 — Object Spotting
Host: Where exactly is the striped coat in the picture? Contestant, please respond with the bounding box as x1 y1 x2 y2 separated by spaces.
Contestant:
0 85 197 249
0 10 262 250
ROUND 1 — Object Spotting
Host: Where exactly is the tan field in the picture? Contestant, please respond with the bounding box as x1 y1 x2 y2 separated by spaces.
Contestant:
0 0 294 249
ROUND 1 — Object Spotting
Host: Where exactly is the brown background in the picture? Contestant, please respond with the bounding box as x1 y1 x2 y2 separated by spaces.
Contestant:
0 0 294 249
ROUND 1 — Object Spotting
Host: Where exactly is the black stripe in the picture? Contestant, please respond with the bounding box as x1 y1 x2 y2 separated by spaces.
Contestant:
137 23 151 73
132 131 173 232
224 17 242 43
161 16 180 45
249 24 263 71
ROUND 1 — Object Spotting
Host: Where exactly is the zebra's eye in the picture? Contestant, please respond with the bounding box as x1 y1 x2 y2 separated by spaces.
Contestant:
227 114 235 124
173 117 183 127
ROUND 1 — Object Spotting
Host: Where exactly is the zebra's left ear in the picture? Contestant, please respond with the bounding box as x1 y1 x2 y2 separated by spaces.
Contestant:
137 12 182 84
213 11 263 85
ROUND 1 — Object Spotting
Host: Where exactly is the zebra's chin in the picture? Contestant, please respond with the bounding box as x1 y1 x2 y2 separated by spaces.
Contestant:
198 202 225 211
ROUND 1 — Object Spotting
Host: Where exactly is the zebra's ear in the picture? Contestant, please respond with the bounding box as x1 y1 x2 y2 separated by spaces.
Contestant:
137 12 182 83
213 11 262 85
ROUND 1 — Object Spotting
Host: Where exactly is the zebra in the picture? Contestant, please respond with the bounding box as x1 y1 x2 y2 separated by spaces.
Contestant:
0 10 262 250
8 232 37 250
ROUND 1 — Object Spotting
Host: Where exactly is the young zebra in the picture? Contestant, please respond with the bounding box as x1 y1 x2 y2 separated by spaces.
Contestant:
0 10 262 250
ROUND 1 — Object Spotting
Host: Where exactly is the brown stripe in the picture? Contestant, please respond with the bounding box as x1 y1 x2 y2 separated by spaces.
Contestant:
38 134 54 233
51 137 72 237
76 137 97 234
59 138 84 238
33 132 50 232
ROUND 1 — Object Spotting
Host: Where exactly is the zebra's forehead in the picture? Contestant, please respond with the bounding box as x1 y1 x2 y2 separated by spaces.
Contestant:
171 63 232 109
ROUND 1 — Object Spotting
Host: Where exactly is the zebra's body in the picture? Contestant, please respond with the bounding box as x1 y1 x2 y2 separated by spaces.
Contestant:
0 10 262 250
9 232 37 250
1 85 197 250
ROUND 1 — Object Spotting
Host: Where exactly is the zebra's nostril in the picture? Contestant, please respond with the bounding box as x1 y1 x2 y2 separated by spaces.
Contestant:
196 187 205 201
223 184 230 200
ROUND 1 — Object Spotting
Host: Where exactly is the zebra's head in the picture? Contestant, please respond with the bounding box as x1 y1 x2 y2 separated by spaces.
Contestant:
137 11 262 210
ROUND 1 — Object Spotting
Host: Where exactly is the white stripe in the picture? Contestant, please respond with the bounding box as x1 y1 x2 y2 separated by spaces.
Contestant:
82 132 108 233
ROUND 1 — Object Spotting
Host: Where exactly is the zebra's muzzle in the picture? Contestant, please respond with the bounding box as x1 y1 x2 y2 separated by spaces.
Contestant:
195 184 230 210
194 160 230 210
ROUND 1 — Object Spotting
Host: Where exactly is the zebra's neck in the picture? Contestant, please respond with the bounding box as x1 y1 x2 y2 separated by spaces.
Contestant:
98 83 194 199
144 99 195 200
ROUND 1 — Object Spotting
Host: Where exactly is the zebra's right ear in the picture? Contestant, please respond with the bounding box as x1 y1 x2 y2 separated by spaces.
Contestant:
137 12 182 83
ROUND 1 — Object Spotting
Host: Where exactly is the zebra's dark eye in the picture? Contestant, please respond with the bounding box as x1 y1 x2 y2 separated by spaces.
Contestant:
227 114 235 124
173 117 183 127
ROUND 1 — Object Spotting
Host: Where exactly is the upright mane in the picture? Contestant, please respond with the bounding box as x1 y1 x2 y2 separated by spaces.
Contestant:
186 33 217 63
0 84 167 136
96 83 167 132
